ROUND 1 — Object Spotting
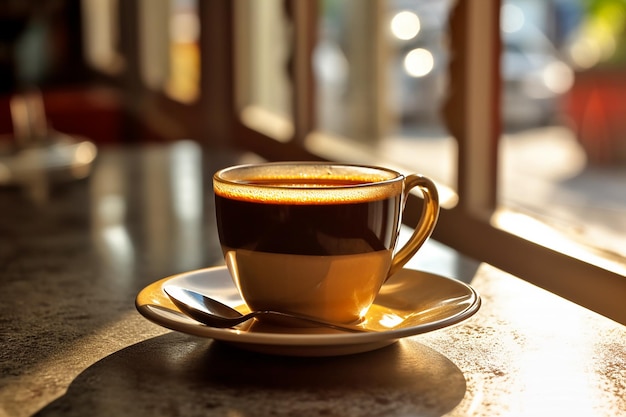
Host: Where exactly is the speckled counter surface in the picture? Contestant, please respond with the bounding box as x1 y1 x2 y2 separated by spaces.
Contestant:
1 142 625 417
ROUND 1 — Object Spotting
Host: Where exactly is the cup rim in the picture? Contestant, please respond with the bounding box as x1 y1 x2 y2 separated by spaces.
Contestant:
213 162 406 204
214 162 404 189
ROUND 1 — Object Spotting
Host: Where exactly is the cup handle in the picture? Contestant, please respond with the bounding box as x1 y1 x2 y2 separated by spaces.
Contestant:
388 174 440 278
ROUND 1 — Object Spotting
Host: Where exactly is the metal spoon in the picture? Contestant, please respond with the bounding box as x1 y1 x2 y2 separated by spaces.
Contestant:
163 285 368 333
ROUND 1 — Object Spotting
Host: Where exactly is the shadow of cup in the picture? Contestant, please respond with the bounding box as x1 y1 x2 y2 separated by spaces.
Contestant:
35 332 466 416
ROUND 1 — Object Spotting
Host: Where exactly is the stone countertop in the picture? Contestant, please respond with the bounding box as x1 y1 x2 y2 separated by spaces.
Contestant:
1 142 624 417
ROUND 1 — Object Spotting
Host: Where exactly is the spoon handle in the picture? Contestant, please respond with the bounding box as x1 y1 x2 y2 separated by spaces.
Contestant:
251 311 368 333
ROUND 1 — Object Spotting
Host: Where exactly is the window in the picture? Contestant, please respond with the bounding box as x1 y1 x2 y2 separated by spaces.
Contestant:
498 0 626 266
82 0 124 74
234 0 626 324
235 0 293 140
164 0 200 103
138 0 200 103
313 1 457 192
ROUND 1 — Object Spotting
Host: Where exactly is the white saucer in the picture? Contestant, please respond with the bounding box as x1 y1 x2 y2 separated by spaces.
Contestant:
136 266 481 356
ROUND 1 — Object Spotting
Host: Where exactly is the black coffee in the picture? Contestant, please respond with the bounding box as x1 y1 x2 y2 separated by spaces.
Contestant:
215 180 401 256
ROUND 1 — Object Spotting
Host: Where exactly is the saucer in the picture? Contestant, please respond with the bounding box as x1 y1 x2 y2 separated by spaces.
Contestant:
135 266 481 356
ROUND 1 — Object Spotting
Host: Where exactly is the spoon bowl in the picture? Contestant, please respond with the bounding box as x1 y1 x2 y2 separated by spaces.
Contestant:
163 285 369 333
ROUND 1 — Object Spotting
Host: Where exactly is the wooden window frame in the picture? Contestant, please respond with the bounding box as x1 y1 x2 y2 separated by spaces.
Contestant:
232 0 626 324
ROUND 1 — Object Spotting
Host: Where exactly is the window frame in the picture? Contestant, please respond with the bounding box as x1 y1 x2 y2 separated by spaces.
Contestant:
231 0 626 324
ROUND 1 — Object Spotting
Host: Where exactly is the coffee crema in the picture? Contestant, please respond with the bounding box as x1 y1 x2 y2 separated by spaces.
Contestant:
214 174 403 205
215 194 400 256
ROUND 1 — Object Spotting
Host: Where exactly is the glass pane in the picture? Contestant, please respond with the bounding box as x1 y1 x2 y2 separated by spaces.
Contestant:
139 0 200 103
81 0 124 74
235 0 293 139
166 0 200 103
315 0 457 192
384 0 456 190
499 0 626 261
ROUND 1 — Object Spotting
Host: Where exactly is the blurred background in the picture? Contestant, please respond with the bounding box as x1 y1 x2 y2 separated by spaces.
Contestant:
0 0 624 265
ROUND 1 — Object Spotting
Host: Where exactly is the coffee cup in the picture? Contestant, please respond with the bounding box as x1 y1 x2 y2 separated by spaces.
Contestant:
213 162 439 323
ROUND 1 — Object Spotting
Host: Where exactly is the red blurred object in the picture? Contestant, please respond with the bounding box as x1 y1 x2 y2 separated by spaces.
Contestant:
564 68 626 165
0 86 124 144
